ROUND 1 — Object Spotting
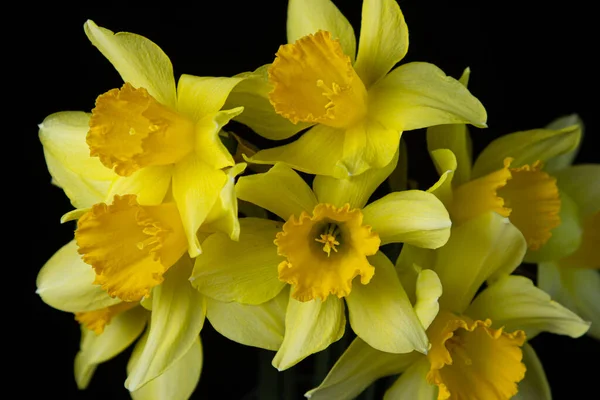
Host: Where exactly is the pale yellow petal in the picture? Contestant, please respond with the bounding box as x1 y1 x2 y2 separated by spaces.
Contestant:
84 20 176 108
75 307 147 389
172 155 227 257
313 148 398 209
466 275 590 339
471 124 582 178
235 163 318 220
346 251 429 354
427 149 457 208
272 294 345 371
287 0 356 62
106 165 172 205
369 62 487 132
362 190 451 248
433 212 527 313
36 240 120 312
554 164 600 217
354 0 408 87
126 257 206 391
191 218 285 305
414 269 443 330
306 338 421 400
513 343 551 400
205 287 288 351
426 123 472 187
192 109 241 170
544 114 583 173
384 357 436 400
395 245 436 304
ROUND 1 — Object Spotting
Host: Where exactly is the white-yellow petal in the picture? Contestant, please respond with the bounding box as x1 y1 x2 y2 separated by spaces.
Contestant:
106 165 172 205
414 269 443 330
383 357 436 400
427 149 457 208
513 343 551 400
427 123 471 188
544 114 583 173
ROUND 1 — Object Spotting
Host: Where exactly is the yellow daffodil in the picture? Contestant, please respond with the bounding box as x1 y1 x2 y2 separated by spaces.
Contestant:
306 212 590 400
38 20 248 256
225 0 487 178
190 154 452 370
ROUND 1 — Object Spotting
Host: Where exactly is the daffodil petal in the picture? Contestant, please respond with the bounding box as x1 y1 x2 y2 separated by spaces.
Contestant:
414 269 443 330
313 148 398 209
75 306 147 389
524 190 582 263
471 124 582 178
369 62 487 132
236 163 318 220
395 245 436 303
305 338 420 400
191 109 240 170
383 357 437 400
248 124 348 178
272 294 345 371
466 275 590 339
427 149 457 208
554 164 600 217
36 240 121 312
426 123 472 187
106 165 172 205
126 257 206 391
173 155 227 257
224 65 312 140
544 114 583 173
206 287 288 351
362 190 451 248
129 336 202 400
84 20 176 108
433 212 527 313
346 251 428 354
354 0 408 87
191 218 285 305
177 74 244 122
287 0 356 62
512 343 551 400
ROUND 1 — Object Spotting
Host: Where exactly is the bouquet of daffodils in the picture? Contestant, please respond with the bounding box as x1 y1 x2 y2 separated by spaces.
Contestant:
36 0 598 398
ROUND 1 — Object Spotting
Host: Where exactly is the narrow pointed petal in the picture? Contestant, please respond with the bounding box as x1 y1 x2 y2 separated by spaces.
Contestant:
272 294 345 371
206 287 288 351
369 62 487 132
236 163 318 220
224 65 312 140
362 191 451 248
84 20 176 108
126 257 206 391
306 338 420 400
554 164 600 217
427 149 457 208
172 155 227 257
346 251 428 354
427 123 472 187
472 124 582 178
544 114 583 173
106 165 172 205
383 357 436 400
313 148 398 209
512 343 551 400
75 307 147 389
191 218 285 305
354 0 408 87
129 337 202 400
467 275 590 339
248 124 348 178
36 240 120 312
434 212 527 313
177 74 244 121
287 0 356 62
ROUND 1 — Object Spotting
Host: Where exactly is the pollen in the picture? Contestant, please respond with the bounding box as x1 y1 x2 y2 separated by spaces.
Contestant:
268 30 368 129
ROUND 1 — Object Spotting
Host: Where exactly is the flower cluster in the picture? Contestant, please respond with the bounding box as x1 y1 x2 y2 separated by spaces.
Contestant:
36 0 598 399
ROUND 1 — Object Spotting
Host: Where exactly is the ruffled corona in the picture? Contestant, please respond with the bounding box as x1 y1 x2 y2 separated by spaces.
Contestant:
451 158 561 249
426 311 527 400
268 30 368 129
274 203 380 302
75 302 137 334
75 195 187 302
87 83 195 176
560 211 600 269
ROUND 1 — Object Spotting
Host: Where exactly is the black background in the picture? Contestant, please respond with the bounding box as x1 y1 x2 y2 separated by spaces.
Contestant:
23 0 598 398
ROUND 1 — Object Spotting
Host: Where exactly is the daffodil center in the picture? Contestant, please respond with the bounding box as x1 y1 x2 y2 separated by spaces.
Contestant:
450 158 561 249
275 203 380 302
87 83 195 176
426 311 527 400
268 30 368 129
75 194 188 302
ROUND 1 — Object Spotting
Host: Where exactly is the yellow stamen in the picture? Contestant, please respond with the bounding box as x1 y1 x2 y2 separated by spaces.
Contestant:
268 30 368 129
560 211 600 269
75 302 137 335
75 195 187 302
426 311 527 400
275 203 380 302
451 158 561 249
87 82 195 176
